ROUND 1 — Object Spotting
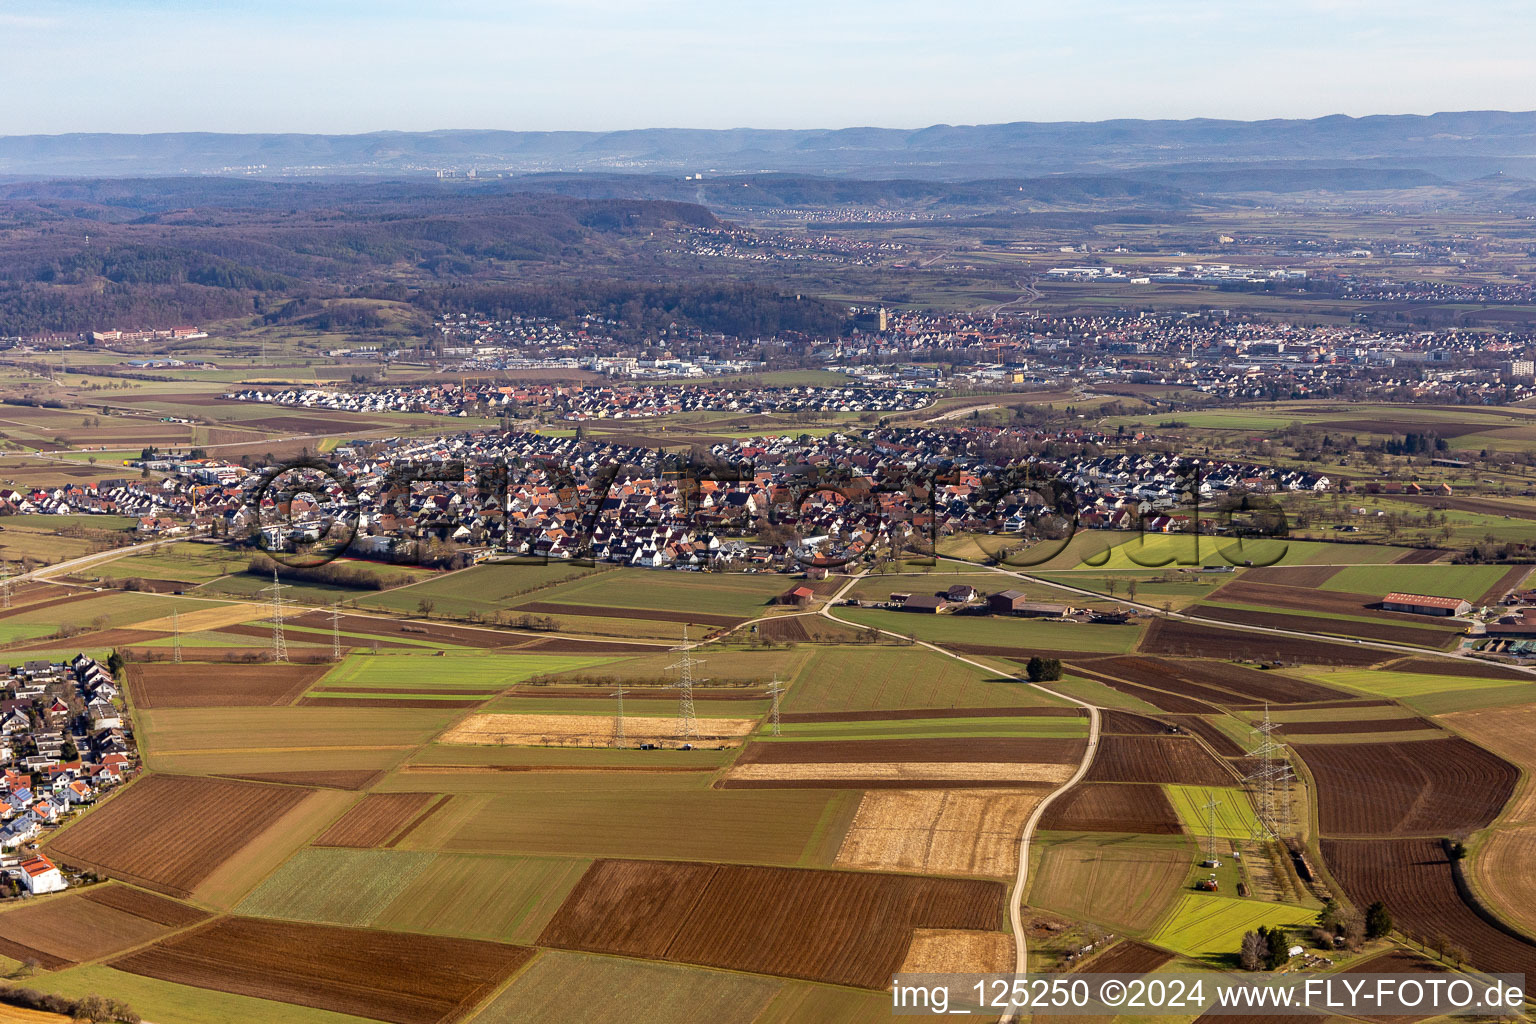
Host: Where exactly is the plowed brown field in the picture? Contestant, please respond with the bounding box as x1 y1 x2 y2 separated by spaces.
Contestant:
126 662 326 708
1084 735 1234 786
1298 737 1516 837
47 775 311 898
315 792 434 848
1038 783 1183 834
1321 838 1536 980
0 885 208 967
112 915 532 1024
1142 619 1387 667
539 858 1003 989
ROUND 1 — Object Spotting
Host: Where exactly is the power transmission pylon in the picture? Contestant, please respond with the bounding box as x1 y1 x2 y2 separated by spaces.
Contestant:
1201 795 1222 865
259 569 290 663
765 677 786 738
611 684 628 747
0 563 10 610
666 625 706 740
1244 704 1295 840
172 607 182 664
330 602 342 661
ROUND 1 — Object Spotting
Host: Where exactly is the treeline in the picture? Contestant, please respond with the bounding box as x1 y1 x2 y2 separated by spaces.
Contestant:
1383 432 1449 456
247 554 413 591
416 280 848 338
0 983 138 1022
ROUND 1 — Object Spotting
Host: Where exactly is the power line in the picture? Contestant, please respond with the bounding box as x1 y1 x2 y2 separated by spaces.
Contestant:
665 625 707 741
765 676 786 738
1201 795 1222 865
259 569 290 663
611 683 628 747
1243 704 1295 840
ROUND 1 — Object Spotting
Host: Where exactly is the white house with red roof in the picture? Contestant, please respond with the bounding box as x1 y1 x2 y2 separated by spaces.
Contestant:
18 854 64 894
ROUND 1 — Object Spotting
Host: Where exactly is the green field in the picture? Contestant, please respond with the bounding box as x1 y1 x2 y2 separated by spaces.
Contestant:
521 645 810 686
509 567 788 618
1029 833 1193 934
396 778 859 866
312 651 618 693
237 847 436 925
30 964 374 1024
1150 894 1316 961
1292 667 1515 700
782 645 1061 713
1320 564 1513 603
1 589 188 628
838 606 1143 653
1165 785 1264 840
373 854 591 944
475 950 782 1024
483 695 765 717
92 543 247 585
355 561 604 618
237 847 587 944
135 706 462 771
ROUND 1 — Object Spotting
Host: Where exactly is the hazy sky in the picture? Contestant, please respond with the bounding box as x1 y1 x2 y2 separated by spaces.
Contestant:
4 0 1534 134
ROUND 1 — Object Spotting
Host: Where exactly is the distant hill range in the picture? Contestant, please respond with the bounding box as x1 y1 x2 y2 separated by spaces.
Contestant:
3 111 1536 180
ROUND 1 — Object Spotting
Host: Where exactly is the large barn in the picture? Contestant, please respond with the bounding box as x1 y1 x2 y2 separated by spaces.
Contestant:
1380 592 1472 617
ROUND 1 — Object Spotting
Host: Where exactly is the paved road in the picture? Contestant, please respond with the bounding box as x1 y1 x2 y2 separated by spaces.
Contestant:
812 573 1104 1004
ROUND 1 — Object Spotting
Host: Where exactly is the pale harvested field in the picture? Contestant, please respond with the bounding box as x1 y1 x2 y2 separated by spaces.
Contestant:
837 787 1052 877
1438 702 1536 824
899 929 1014 974
137 602 270 633
441 713 757 748
1475 827 1536 938
727 762 1075 784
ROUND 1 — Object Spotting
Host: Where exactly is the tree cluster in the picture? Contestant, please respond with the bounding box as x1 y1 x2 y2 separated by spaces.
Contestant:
1025 656 1063 682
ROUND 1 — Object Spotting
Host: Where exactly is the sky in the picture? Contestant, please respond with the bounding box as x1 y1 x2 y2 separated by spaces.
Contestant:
3 0 1535 134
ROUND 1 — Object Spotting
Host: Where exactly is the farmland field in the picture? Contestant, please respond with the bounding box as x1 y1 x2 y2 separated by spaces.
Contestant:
126 662 328 708
538 858 1003 988
835 786 1054 876
1038 782 1183 835
441 711 757 747
237 848 435 926
315 792 437 848
26 964 377 1024
1140 618 1388 667
0 885 208 968
508 567 789 618
354 562 604 618
236 847 589 944
839 606 1145 653
781 645 1058 713
313 651 616 692
1028 833 1192 933
1322 837 1536 979
46 774 318 898
1149 894 1316 961
1084 735 1235 786
473 950 781 1024
413 778 860 865
1319 563 1515 603
1296 737 1516 836
1164 785 1264 840
111 916 533 1024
